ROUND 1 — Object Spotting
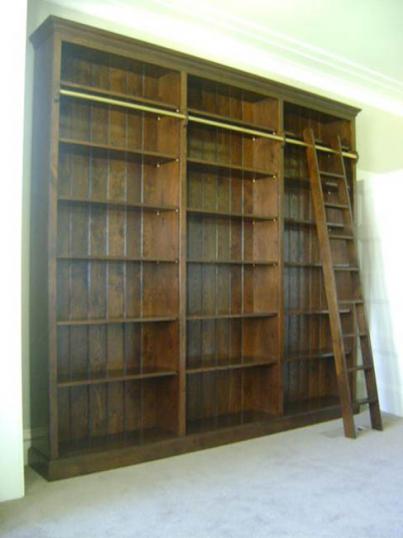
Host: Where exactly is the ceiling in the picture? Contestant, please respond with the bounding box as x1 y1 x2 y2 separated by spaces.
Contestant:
39 0 403 113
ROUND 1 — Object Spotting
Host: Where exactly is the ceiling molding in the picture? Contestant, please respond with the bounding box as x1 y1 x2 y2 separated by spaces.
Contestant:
152 0 403 102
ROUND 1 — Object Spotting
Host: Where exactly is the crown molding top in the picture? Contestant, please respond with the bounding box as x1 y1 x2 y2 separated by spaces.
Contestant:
30 0 403 116
30 14 360 119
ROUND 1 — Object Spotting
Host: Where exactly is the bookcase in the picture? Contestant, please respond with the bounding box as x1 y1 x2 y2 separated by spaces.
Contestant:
29 17 360 479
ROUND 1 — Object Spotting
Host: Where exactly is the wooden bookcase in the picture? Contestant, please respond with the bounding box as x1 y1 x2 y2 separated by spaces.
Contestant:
29 17 360 479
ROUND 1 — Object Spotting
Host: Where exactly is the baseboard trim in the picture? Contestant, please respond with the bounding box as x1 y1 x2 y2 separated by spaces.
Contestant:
24 427 48 465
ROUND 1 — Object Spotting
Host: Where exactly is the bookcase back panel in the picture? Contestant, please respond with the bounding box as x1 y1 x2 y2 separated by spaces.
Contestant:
188 124 280 174
187 169 278 216
61 42 181 108
57 322 179 383
60 99 180 155
188 75 279 131
58 376 179 452
58 147 180 207
284 103 353 149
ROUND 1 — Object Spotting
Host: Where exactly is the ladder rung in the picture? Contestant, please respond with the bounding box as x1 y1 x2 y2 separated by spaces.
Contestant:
325 202 349 209
339 299 364 305
355 397 378 406
347 365 372 373
329 234 354 240
320 170 345 179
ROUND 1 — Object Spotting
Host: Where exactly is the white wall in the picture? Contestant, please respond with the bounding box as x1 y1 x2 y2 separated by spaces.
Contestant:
356 170 403 415
21 0 403 463
0 0 27 502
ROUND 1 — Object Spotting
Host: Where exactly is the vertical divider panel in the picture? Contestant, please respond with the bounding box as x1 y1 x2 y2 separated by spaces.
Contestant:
49 35 63 460
179 71 188 435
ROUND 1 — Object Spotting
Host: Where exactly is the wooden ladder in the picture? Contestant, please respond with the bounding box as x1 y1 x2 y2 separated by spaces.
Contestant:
303 127 383 438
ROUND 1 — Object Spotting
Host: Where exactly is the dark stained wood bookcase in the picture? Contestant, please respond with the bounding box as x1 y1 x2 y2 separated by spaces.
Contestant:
29 17 360 479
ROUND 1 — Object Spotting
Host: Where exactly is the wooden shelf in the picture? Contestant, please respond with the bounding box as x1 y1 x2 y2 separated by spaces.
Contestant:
58 367 178 387
285 261 322 269
58 196 178 212
187 157 275 179
187 312 278 321
285 349 351 362
59 428 177 458
284 396 340 416
61 80 180 112
324 202 349 210
329 233 354 241
188 107 277 135
57 255 178 263
187 207 276 221
187 410 275 435
284 217 343 229
187 259 277 266
59 138 178 165
285 350 334 362
286 308 350 315
57 316 178 326
187 356 278 374
284 175 338 190
285 261 359 272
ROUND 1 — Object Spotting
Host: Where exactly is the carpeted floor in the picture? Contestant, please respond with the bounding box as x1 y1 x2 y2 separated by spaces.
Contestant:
1 412 402 538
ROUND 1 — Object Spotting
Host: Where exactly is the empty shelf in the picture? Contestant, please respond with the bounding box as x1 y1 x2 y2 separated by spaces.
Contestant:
187 356 278 374
57 316 178 326
59 138 178 165
187 157 275 179
58 367 178 387
187 207 276 221
58 196 178 212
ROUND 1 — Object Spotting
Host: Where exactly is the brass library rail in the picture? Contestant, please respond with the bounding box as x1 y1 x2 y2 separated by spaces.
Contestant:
59 88 358 160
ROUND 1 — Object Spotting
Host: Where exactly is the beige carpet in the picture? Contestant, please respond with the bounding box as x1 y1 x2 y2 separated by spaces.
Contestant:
1 412 402 538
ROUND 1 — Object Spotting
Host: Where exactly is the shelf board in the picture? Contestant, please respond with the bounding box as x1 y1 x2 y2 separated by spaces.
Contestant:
324 202 349 210
284 217 343 229
286 308 350 315
58 367 178 387
186 356 278 374
187 207 276 221
188 107 277 135
59 427 177 458
284 396 340 416
57 316 178 326
284 175 338 191
187 157 275 180
285 349 351 362
186 410 275 435
61 80 180 112
59 138 178 165
285 261 359 272
285 350 334 362
343 332 367 338
285 261 322 269
187 312 278 321
58 196 178 212
329 233 354 241
187 258 277 266
57 255 178 263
